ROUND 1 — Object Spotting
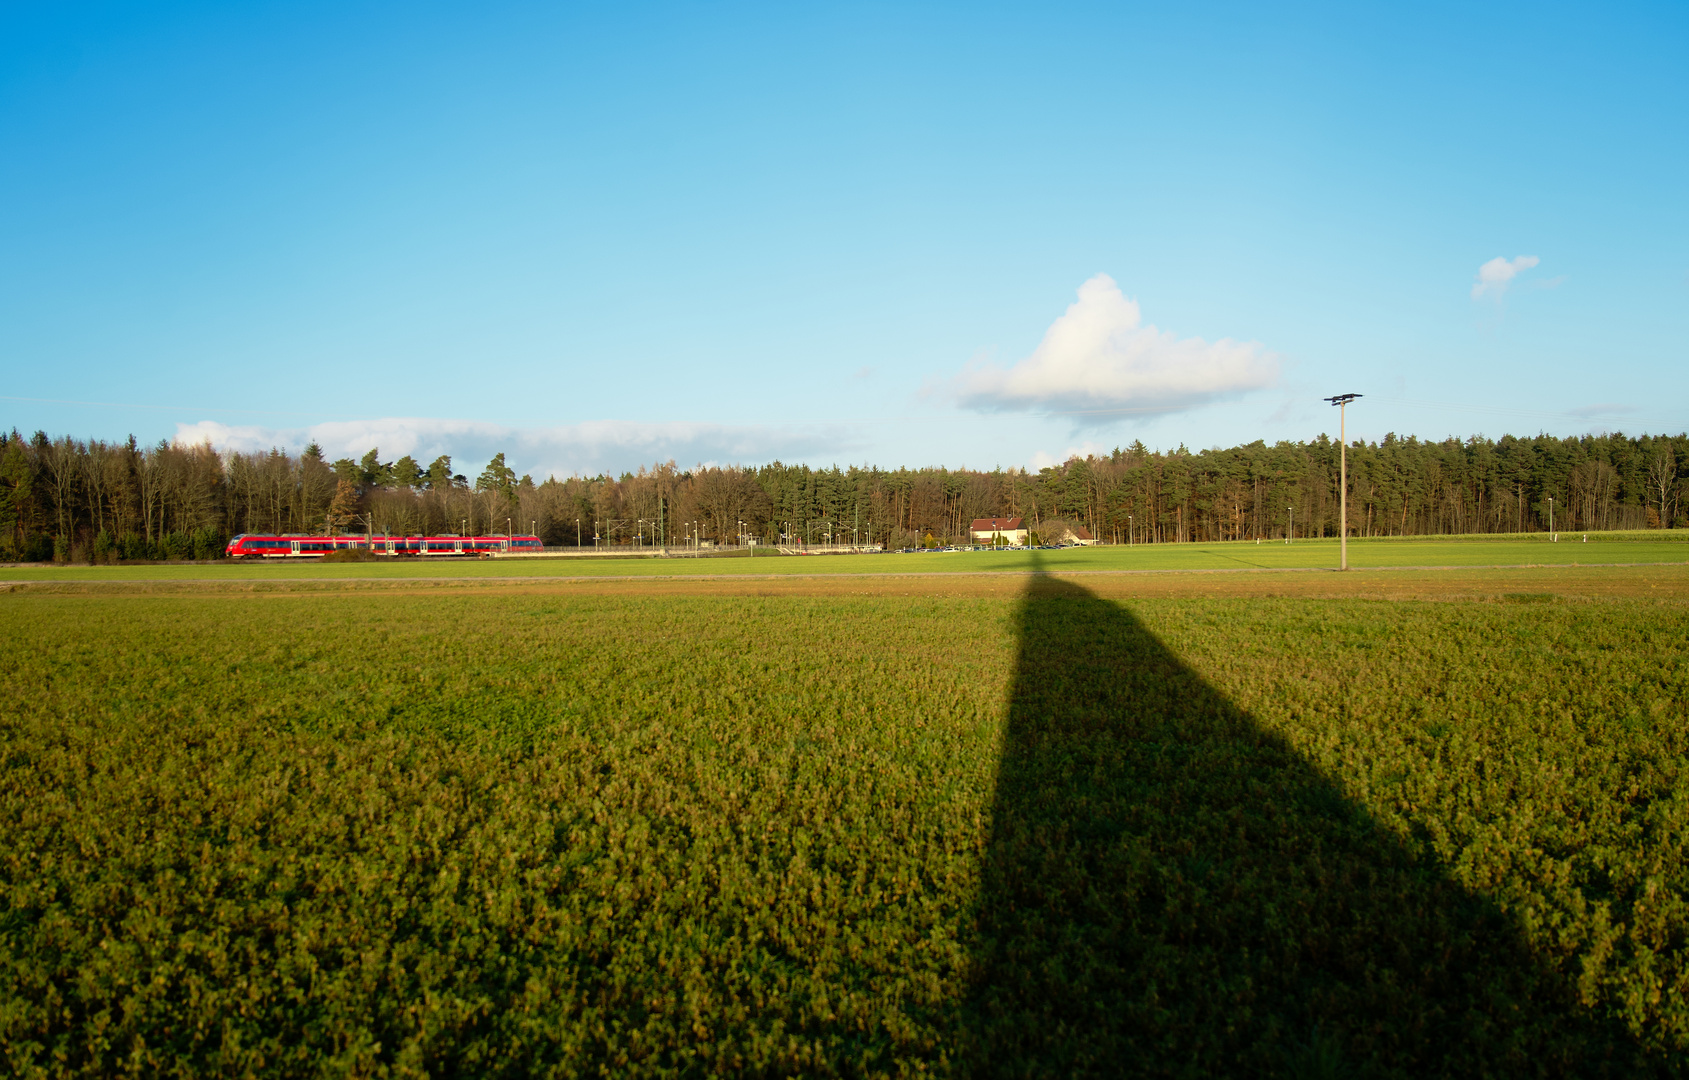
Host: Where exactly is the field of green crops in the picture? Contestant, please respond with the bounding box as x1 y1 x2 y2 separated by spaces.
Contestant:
2 570 1686 1076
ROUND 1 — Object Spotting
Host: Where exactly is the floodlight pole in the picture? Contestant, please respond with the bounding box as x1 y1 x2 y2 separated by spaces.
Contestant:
1325 394 1362 570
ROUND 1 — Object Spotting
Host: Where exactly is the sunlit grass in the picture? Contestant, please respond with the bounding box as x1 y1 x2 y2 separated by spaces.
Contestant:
2 534 1686 584
1 578 1683 1073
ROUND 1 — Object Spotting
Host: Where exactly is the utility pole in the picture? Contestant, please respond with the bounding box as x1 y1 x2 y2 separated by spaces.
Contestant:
1325 393 1362 570
1549 496 1555 542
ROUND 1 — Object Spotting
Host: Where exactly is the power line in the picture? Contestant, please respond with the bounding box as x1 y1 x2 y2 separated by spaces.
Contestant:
5 393 1682 433
1376 396 1680 429
0 395 334 419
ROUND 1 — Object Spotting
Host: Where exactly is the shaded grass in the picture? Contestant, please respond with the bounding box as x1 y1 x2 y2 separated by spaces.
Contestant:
969 575 1675 1075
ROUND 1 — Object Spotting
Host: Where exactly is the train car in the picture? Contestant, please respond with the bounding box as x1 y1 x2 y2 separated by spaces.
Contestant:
225 534 543 558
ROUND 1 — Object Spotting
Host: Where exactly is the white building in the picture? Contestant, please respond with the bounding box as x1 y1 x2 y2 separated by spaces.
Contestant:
970 516 1028 546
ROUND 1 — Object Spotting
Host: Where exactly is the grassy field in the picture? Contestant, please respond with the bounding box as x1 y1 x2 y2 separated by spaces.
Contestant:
2 564 1686 1076
2 533 1686 585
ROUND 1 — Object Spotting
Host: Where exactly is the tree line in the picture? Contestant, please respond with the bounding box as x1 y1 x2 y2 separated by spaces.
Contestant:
1 427 1684 562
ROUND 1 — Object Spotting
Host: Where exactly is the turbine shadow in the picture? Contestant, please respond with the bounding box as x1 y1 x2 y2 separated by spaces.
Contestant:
961 574 1648 1077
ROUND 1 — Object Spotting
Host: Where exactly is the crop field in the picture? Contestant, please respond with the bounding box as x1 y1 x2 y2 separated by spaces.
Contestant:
2 564 1687 1076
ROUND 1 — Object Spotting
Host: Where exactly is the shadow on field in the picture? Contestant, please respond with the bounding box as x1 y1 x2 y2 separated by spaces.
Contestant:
961 573 1649 1077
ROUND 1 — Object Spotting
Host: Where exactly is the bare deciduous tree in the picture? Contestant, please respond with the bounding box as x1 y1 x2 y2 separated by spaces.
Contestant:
1649 450 1677 529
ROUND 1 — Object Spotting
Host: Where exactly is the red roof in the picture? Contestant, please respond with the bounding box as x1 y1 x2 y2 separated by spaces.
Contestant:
970 517 1024 531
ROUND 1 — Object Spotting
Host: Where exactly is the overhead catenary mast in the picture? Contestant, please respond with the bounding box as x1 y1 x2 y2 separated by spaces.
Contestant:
1324 394 1363 571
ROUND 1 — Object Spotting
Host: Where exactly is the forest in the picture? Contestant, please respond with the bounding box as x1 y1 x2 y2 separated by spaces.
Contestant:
0 426 1683 561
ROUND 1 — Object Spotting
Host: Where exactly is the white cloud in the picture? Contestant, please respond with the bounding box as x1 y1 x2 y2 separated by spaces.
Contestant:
951 274 1279 420
172 417 856 478
1470 255 1540 300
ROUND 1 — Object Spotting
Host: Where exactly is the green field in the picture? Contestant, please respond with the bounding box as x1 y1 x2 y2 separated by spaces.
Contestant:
2 534 1686 585
2 562 1685 1076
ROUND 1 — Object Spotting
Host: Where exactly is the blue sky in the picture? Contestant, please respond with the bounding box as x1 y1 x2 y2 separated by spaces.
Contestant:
3 1 1685 478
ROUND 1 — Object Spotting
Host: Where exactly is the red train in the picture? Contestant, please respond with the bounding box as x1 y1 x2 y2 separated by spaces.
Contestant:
225 534 543 558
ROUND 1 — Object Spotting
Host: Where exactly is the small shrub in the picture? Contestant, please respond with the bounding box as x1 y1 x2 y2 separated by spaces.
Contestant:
318 548 381 563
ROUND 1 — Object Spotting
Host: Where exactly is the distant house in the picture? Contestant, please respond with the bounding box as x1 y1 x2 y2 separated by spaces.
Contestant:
970 516 1028 546
1048 523 1099 546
